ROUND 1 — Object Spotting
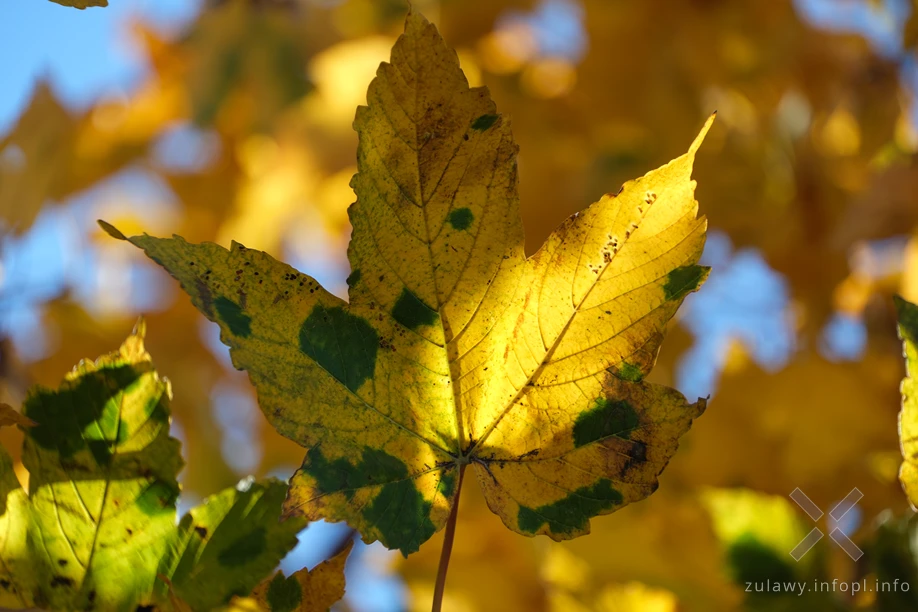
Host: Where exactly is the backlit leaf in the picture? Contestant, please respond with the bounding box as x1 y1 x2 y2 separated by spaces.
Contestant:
19 320 182 611
246 540 352 612
897 296 918 507
108 11 710 554
0 323 316 610
157 478 304 611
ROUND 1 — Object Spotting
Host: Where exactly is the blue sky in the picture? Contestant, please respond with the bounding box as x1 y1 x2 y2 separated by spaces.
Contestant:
0 0 200 131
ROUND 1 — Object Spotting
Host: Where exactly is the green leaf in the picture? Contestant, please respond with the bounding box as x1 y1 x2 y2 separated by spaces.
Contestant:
158 478 304 610
20 320 181 611
0 322 322 611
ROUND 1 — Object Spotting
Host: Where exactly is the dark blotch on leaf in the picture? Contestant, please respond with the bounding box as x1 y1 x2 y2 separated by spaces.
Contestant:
438 471 456 498
266 573 302 612
299 305 379 392
573 398 640 447
471 114 499 131
346 268 362 288
392 288 438 330
215 296 252 338
50 575 74 588
307 447 408 495
194 525 208 538
663 265 709 301
447 207 474 231
218 527 267 567
517 479 623 535
25 364 151 458
304 447 435 554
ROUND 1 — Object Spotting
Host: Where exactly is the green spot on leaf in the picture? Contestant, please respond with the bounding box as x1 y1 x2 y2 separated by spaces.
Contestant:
438 471 456 498
392 288 438 330
266 573 302 612
218 527 267 567
517 480 623 535
663 265 709 301
215 296 251 338
346 268 362 287
471 114 499 131
617 362 643 382
299 306 379 392
364 481 435 556
447 207 474 231
573 398 639 447
304 447 435 554
307 447 408 498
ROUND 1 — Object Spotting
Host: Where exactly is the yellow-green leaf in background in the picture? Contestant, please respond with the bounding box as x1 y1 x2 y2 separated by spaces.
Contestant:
244 540 352 612
896 295 918 507
107 11 710 555
702 488 841 612
0 323 323 610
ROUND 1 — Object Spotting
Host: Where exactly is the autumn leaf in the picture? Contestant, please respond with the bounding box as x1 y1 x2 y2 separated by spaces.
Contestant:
105 11 710 555
0 84 75 235
244 540 353 612
7 320 184 610
896 295 918 507
48 0 108 9
0 404 36 429
156 478 304 611
0 322 326 610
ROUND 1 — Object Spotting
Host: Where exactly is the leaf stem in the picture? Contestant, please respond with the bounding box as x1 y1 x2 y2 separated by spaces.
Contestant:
432 464 465 612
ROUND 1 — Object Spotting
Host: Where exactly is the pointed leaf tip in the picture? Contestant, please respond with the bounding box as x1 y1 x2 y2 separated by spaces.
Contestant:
98 219 127 241
0 403 37 428
132 317 147 339
689 113 717 156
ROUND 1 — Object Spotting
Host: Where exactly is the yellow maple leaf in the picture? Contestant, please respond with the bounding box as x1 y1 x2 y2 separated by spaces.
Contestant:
102 12 711 554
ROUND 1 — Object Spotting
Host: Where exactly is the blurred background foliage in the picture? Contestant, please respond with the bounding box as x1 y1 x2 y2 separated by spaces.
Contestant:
2 0 918 610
